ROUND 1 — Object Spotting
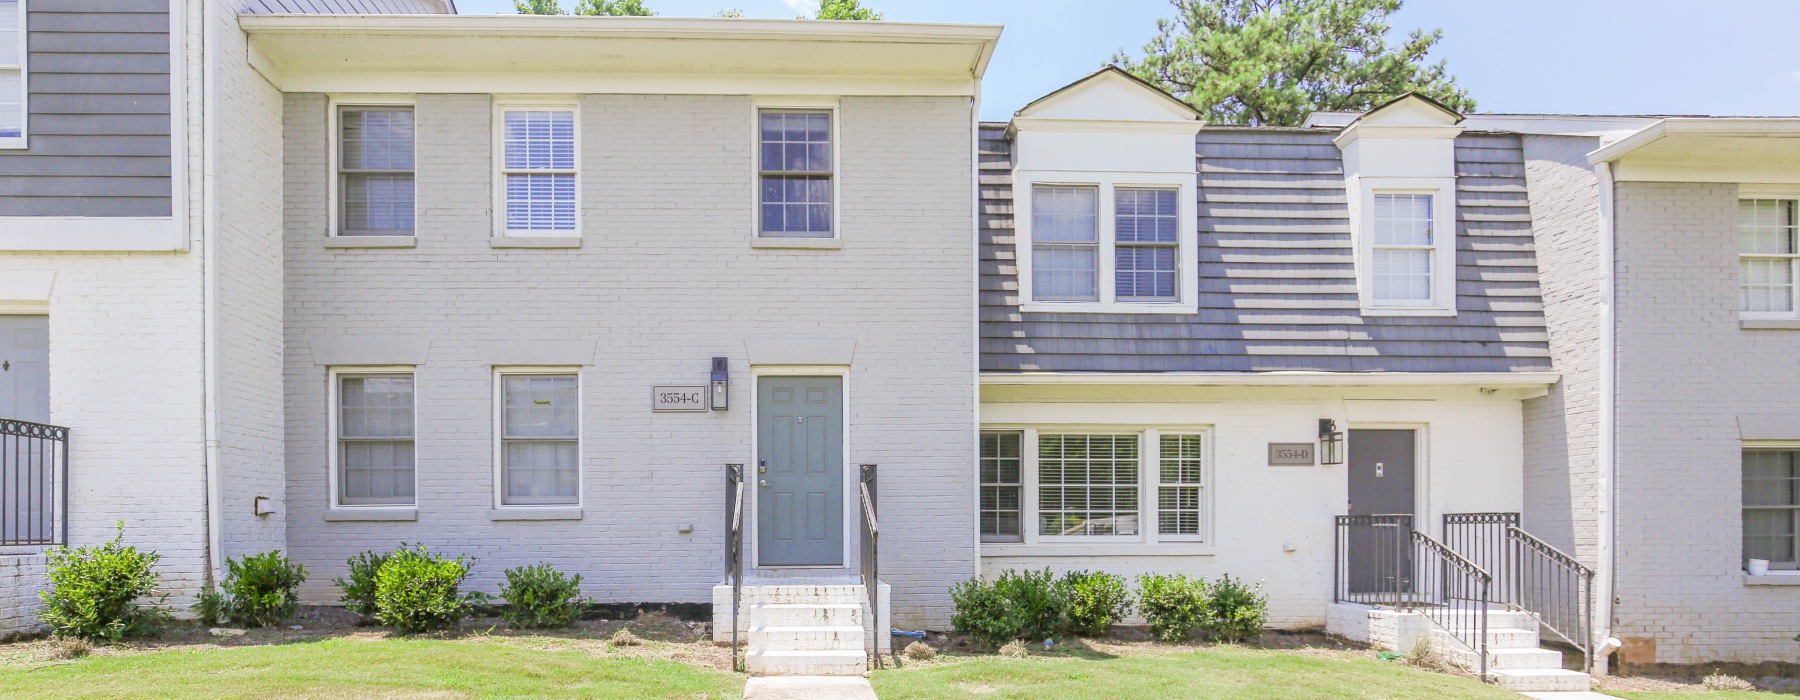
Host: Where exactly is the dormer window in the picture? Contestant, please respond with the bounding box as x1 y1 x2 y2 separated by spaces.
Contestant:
1372 193 1437 304
1333 93 1465 316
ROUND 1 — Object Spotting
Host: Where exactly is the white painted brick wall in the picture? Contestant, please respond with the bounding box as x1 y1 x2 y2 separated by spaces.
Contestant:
1520 135 1604 562
0 554 46 638
1610 180 1800 663
281 93 975 630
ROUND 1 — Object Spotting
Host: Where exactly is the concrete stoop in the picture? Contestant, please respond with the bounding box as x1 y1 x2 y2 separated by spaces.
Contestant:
1327 603 1590 693
713 583 886 677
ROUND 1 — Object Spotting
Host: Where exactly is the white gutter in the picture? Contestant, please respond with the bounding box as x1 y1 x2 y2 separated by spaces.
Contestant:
237 13 1005 44
968 88 983 583
980 371 1561 387
200 0 224 584
1594 160 1618 671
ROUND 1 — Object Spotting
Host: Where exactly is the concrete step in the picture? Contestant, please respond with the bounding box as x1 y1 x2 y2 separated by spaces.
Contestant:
1485 611 1540 629
1446 646 1565 671
738 585 869 605
749 625 867 652
750 603 864 628
1489 669 1592 693
1429 625 1541 651
746 649 867 676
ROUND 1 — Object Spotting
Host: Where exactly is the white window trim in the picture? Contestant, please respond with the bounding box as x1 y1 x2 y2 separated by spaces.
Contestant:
493 98 582 238
750 96 841 242
327 366 418 511
1737 189 1800 320
326 94 418 239
492 367 584 510
0 0 26 150
982 425 1215 552
1349 177 1458 316
1015 171 1199 314
1742 441 1800 571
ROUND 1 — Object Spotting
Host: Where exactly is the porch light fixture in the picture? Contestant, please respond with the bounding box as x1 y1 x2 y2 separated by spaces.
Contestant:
710 357 730 411
1318 419 1344 466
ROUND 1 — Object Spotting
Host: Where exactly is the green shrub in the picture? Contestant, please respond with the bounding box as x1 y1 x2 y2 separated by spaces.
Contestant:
950 575 1022 648
219 551 308 628
498 563 586 628
1137 573 1207 642
1055 570 1131 637
992 568 1063 641
38 523 165 642
334 549 393 619
193 585 230 627
373 545 486 633
1203 574 1267 643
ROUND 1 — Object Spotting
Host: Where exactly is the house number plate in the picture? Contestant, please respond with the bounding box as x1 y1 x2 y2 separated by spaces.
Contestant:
1267 443 1316 466
653 385 709 412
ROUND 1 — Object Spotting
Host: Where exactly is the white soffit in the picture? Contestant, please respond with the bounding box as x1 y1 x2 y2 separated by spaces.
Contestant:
1588 118 1800 182
240 14 1002 95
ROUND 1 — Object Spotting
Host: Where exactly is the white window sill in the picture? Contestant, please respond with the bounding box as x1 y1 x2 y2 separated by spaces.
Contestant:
0 136 24 150
491 236 581 249
1741 318 1800 330
983 543 1215 557
752 236 842 250
325 236 417 249
489 507 582 521
1019 301 1197 315
1360 306 1457 318
1744 572 1800 586
323 507 417 522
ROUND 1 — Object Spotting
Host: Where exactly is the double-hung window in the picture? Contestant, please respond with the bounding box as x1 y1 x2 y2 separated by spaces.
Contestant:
1115 188 1180 301
1744 449 1800 570
1371 193 1436 304
337 106 415 236
1157 434 1206 539
980 432 1023 543
499 107 578 235
1021 180 1194 310
0 0 21 145
758 110 834 238
1038 433 1140 537
1031 186 1100 301
336 373 416 507
498 373 580 506
1740 199 1799 316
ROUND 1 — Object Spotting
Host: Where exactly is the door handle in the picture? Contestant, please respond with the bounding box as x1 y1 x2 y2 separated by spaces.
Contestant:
759 480 770 487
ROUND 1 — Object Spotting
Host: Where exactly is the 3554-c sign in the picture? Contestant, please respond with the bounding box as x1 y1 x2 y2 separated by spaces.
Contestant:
653 386 708 412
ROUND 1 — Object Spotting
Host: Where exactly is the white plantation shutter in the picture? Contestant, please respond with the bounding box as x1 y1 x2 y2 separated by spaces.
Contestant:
502 109 578 232
339 107 415 235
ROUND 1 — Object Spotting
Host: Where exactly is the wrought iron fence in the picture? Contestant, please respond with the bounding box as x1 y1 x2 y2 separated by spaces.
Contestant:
1408 529 1492 679
1443 512 1520 606
1335 514 1491 678
858 464 881 668
724 463 745 672
1333 514 1414 606
1509 525 1595 673
0 419 68 547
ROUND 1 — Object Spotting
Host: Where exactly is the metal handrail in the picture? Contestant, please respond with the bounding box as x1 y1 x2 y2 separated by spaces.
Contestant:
858 464 881 669
725 463 745 673
1335 515 1490 679
1443 513 1520 606
0 418 69 547
1508 525 1596 673
1406 530 1492 680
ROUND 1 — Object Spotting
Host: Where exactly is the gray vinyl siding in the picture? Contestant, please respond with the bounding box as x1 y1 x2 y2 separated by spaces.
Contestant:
979 124 1552 373
0 0 170 217
241 0 452 13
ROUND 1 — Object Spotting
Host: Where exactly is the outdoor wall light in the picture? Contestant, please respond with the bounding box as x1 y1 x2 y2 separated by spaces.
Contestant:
710 357 730 411
1318 419 1344 466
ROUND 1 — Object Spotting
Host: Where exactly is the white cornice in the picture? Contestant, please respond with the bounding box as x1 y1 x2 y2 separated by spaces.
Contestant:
1332 123 1465 149
980 372 1561 388
1008 117 1204 135
237 14 1002 50
1588 118 1800 164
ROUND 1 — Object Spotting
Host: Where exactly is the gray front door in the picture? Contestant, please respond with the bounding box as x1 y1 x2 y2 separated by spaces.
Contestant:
757 376 844 567
1347 429 1417 595
0 316 48 423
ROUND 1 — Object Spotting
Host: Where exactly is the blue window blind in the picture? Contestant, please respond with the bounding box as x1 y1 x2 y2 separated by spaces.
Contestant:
759 111 833 237
0 1 19 139
1114 188 1179 301
338 107 415 235
503 109 577 232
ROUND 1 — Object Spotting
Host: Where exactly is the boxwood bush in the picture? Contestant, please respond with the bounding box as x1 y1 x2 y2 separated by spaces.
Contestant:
221 551 308 628
334 548 393 620
498 563 586 628
1203 573 1268 643
39 523 164 642
373 545 486 633
1136 573 1208 642
1055 570 1130 637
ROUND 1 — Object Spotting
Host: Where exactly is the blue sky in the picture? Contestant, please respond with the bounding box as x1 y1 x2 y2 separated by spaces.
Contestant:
453 0 1800 121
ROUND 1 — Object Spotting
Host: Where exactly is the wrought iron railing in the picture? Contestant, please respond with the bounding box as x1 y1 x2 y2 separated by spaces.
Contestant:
1333 514 1414 606
1 419 69 547
1509 525 1595 673
725 463 746 672
1443 512 1520 606
858 463 881 668
1408 529 1492 679
1335 514 1490 679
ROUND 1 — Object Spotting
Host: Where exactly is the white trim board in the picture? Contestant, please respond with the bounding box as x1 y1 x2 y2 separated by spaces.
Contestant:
0 218 185 251
980 371 1561 387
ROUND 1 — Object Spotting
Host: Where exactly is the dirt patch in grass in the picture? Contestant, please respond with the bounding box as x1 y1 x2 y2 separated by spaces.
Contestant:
885 628 1378 671
1596 672 1800 695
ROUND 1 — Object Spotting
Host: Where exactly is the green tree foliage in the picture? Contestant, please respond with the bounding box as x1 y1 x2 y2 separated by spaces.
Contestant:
574 0 654 15
716 8 745 17
1114 0 1474 126
513 0 565 14
815 0 882 20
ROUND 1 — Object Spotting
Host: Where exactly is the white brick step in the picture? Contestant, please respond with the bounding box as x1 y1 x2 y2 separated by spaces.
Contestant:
739 586 868 605
1447 646 1564 671
1478 627 1542 649
1489 669 1591 693
745 649 867 676
749 625 867 652
749 603 864 628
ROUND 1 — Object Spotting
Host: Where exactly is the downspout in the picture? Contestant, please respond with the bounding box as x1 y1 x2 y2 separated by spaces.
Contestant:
200 0 224 585
968 89 982 582
1593 159 1617 672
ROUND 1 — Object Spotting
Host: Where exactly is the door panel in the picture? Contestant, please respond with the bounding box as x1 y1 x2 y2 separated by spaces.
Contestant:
0 316 48 423
1346 429 1417 596
757 376 844 567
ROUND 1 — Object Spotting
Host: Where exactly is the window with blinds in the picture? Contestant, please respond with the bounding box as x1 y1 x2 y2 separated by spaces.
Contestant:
500 108 578 234
338 106 416 236
1157 434 1206 538
1744 449 1800 570
1031 186 1100 301
499 373 580 506
1115 187 1180 301
337 374 416 506
0 0 21 142
1038 433 1139 537
759 110 834 237
1740 199 1799 316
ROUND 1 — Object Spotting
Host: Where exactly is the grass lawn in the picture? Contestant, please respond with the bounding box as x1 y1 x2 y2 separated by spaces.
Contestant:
870 638 1520 700
0 635 744 700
